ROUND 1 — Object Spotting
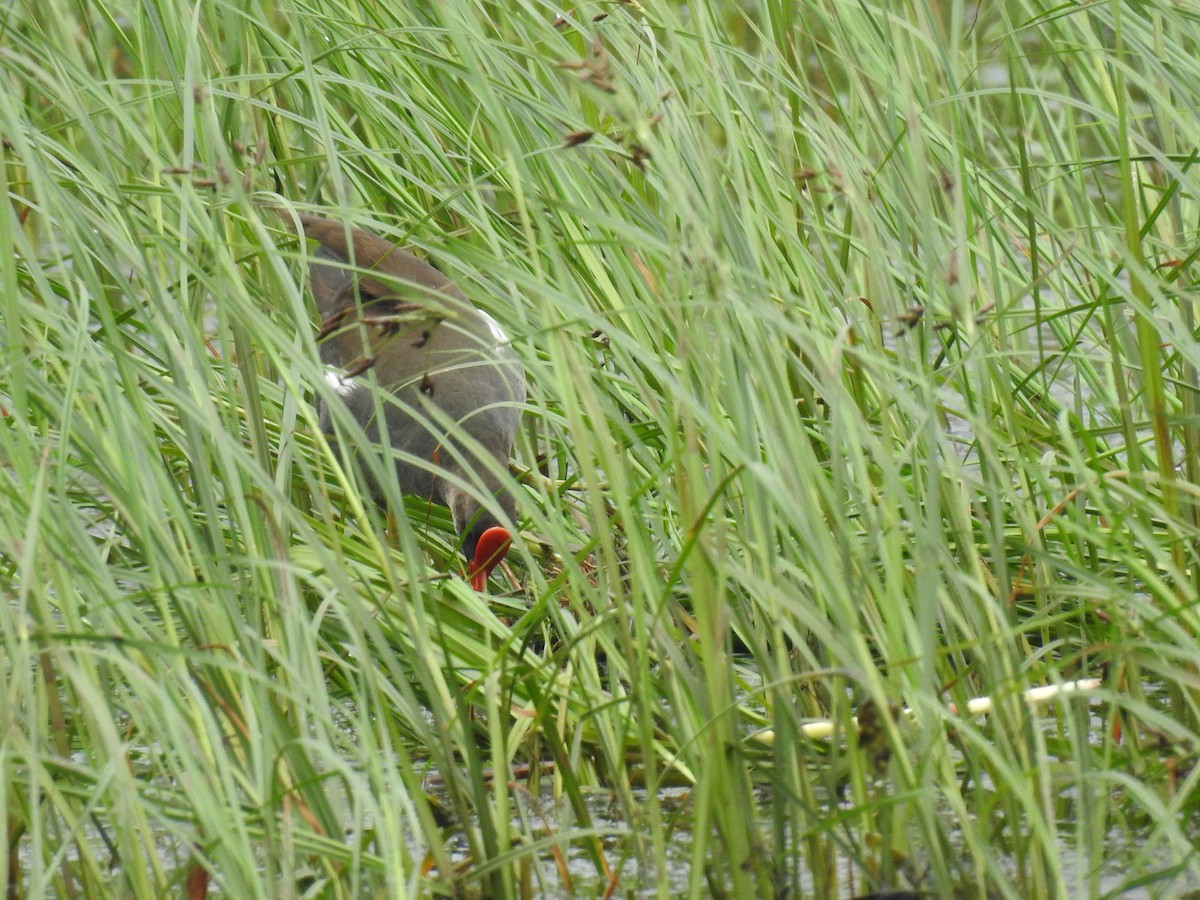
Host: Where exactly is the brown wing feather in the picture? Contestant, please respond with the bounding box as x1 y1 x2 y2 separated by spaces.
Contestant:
296 214 460 299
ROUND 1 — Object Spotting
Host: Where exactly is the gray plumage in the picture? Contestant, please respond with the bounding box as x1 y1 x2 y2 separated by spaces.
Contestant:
293 214 524 564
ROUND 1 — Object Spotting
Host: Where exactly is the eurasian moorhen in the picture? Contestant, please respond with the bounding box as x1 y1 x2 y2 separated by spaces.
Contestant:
290 213 524 590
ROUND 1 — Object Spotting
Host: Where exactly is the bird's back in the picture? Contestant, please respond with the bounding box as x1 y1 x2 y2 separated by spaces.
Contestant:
296 214 524 515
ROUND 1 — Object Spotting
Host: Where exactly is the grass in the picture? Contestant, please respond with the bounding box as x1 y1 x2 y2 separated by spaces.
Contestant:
2 0 1199 896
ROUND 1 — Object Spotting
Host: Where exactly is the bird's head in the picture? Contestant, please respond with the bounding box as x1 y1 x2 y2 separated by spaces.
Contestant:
464 522 513 592
451 492 515 592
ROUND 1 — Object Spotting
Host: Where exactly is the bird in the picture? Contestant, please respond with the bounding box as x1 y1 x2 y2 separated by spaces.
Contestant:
287 213 524 591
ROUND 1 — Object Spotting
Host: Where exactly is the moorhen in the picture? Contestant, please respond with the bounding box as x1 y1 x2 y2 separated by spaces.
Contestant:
289 213 524 590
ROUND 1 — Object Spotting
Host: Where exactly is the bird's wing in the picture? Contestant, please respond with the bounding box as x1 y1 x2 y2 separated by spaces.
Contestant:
297 214 464 320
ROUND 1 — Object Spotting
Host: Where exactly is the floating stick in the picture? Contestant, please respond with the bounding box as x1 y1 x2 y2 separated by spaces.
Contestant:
752 678 1103 745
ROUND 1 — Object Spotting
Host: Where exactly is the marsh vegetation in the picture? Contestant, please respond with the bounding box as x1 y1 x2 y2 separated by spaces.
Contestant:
2 0 1199 896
